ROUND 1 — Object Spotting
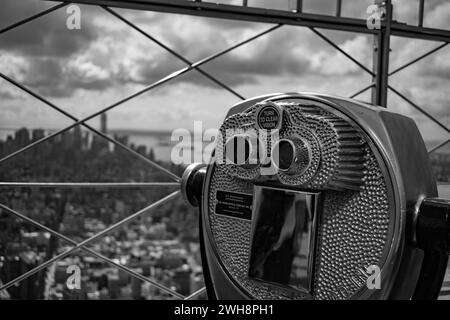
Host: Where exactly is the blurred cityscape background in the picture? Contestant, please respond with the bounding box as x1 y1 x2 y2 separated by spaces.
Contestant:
0 118 203 299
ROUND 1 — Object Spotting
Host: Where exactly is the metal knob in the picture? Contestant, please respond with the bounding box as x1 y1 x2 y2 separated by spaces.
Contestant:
181 163 207 207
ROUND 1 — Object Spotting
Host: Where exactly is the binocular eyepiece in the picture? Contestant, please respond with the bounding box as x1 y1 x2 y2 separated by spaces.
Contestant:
182 92 450 300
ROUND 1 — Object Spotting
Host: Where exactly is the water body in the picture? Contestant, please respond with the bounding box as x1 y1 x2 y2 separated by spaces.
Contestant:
1 127 448 172
0 128 209 163
126 132 210 163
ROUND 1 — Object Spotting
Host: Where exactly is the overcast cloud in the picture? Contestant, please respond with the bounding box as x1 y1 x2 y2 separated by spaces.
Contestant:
0 0 449 143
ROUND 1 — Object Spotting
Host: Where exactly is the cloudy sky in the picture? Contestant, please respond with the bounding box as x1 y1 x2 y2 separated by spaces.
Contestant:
0 0 449 145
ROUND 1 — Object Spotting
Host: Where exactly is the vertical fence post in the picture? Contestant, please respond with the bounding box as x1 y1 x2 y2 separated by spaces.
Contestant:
336 0 342 17
297 0 303 13
418 0 425 27
372 0 392 107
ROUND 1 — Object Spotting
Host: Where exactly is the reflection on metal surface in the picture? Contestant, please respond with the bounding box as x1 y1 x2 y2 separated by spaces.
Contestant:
249 186 320 294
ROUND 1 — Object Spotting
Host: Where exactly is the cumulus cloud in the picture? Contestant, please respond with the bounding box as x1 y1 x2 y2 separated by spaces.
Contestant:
0 1 98 58
418 47 450 79
0 0 448 141
133 26 312 88
424 0 450 29
0 50 114 97
310 35 370 75
0 0 372 98
0 0 108 97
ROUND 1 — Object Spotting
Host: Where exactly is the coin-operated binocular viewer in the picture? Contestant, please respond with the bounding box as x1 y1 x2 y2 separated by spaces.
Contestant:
181 93 450 300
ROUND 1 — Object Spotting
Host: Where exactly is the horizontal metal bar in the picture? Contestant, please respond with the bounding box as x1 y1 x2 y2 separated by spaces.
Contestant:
309 27 374 76
0 182 180 188
428 138 450 154
52 0 377 35
390 21 450 43
388 85 450 134
184 287 206 300
0 2 68 35
59 0 450 42
349 83 375 99
0 24 280 171
0 201 185 299
389 42 449 76
0 72 181 183
0 191 180 293
103 6 245 100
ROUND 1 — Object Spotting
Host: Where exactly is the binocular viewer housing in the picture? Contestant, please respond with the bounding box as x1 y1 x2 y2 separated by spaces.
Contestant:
181 92 450 300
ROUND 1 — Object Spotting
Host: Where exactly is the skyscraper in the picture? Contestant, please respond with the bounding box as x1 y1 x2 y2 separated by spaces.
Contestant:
14 128 30 148
100 113 107 134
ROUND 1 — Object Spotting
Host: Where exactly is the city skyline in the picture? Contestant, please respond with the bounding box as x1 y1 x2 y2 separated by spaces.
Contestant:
0 122 201 300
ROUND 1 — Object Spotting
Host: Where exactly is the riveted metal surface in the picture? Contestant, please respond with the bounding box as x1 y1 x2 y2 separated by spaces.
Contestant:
206 101 393 300
313 147 389 299
207 166 310 299
216 109 261 181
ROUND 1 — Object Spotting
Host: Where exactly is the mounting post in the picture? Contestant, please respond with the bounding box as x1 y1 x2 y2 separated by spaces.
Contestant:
372 0 392 107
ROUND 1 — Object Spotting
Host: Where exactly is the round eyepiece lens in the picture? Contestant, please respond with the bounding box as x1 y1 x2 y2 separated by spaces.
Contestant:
274 140 295 171
225 135 251 165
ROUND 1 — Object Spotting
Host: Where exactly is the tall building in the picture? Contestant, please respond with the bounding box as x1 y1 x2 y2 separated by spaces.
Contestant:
100 113 107 134
136 145 147 156
172 268 191 296
60 130 74 150
73 125 83 150
4 135 14 155
14 128 30 148
113 134 129 154
31 129 45 142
